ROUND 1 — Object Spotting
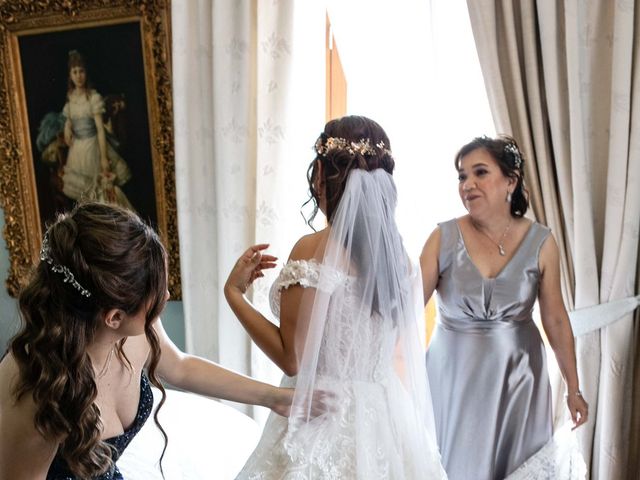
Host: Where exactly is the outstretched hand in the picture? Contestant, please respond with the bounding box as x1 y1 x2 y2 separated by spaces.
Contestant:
269 387 336 419
225 244 277 295
567 392 589 430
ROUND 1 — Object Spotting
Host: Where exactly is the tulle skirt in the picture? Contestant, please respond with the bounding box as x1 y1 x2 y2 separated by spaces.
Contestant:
236 374 446 480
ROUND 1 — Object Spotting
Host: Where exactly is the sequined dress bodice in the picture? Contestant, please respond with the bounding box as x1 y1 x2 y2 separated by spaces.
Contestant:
47 373 153 480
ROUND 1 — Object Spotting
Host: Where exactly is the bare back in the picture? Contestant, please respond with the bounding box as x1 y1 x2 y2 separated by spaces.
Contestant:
0 353 57 479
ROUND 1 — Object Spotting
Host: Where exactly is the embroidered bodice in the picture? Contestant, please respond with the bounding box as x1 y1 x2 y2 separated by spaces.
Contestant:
268 259 397 382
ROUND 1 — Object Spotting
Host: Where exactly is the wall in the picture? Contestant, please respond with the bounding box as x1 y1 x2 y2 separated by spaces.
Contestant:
0 210 186 351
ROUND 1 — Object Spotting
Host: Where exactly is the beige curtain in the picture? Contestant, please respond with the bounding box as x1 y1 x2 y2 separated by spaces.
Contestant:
172 0 325 419
466 1 640 478
631 308 640 477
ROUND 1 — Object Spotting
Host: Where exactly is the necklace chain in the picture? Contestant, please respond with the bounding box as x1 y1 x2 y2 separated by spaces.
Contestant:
472 218 512 256
95 347 115 379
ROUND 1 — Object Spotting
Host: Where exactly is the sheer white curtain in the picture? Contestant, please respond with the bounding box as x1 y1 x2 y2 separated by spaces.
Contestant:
326 0 494 258
172 0 325 419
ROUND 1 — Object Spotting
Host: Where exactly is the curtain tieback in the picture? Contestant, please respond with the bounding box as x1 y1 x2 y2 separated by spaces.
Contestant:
569 295 640 336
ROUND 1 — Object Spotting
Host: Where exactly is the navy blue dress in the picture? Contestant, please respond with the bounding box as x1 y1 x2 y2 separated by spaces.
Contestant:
47 373 154 480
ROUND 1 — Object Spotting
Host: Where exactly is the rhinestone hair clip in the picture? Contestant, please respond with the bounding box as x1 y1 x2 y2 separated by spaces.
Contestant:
40 233 92 298
504 142 523 169
315 136 393 159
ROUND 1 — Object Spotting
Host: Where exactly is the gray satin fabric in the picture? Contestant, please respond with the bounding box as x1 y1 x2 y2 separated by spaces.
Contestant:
426 219 553 480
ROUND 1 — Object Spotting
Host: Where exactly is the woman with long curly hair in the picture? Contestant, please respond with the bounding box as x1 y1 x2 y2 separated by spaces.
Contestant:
0 202 296 479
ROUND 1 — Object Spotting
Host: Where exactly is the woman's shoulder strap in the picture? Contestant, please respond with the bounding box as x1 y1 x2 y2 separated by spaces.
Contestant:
529 221 552 259
436 218 458 273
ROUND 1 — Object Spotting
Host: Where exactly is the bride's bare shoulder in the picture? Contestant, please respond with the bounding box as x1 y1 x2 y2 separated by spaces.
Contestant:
289 229 328 262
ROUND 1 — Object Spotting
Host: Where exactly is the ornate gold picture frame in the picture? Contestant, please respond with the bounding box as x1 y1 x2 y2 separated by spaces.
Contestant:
0 0 181 298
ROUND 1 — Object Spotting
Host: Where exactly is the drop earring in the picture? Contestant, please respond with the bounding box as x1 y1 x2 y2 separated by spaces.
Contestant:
506 191 512 203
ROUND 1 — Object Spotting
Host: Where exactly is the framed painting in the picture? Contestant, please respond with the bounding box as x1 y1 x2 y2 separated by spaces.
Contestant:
0 0 181 298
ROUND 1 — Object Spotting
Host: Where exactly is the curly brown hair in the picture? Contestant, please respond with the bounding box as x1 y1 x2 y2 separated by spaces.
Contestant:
305 115 395 226
10 202 168 478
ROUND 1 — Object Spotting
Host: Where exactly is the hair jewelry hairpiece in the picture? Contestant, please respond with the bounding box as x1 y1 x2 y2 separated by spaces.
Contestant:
40 233 92 298
375 140 393 158
315 136 393 159
504 143 522 169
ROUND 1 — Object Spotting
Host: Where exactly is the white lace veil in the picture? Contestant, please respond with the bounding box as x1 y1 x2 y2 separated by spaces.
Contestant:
284 168 445 477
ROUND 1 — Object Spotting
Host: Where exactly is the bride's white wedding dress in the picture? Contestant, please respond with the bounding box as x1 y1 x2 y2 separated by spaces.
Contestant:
236 169 446 479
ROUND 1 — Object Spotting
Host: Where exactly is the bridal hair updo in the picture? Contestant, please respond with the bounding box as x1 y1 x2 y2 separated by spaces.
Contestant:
10 202 168 478
454 135 530 218
306 115 395 226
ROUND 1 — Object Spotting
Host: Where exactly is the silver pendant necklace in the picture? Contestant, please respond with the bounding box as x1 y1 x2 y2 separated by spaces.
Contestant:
472 218 513 256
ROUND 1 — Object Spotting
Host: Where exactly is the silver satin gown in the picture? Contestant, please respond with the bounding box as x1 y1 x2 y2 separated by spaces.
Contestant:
426 219 553 480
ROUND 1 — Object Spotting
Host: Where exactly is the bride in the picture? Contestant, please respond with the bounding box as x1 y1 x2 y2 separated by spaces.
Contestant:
224 115 447 479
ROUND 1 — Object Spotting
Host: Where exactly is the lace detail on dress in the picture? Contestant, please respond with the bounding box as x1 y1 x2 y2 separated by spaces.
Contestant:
505 422 587 479
238 170 447 480
269 259 319 318
275 259 322 290
269 259 347 318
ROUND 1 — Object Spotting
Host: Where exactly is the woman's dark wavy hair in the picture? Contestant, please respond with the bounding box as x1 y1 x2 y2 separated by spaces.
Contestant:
304 115 395 226
304 115 397 317
10 202 168 478
454 135 530 217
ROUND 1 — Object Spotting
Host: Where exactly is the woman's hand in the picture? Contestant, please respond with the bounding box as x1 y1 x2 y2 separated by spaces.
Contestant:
567 390 588 429
268 387 294 417
225 244 277 296
266 387 335 418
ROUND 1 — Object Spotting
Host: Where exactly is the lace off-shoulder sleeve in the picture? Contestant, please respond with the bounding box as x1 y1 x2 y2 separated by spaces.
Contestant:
269 259 320 318
275 259 321 290
268 259 349 319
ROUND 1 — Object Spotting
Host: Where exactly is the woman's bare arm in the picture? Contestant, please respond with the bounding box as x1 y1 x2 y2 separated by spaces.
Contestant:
224 235 321 376
538 234 588 428
152 319 292 416
223 243 299 374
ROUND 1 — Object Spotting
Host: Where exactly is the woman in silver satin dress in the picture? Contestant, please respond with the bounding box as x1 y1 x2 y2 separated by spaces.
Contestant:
420 136 589 480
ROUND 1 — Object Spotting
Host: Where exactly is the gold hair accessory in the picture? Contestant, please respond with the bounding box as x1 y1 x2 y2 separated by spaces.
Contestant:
315 137 392 158
376 140 393 158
